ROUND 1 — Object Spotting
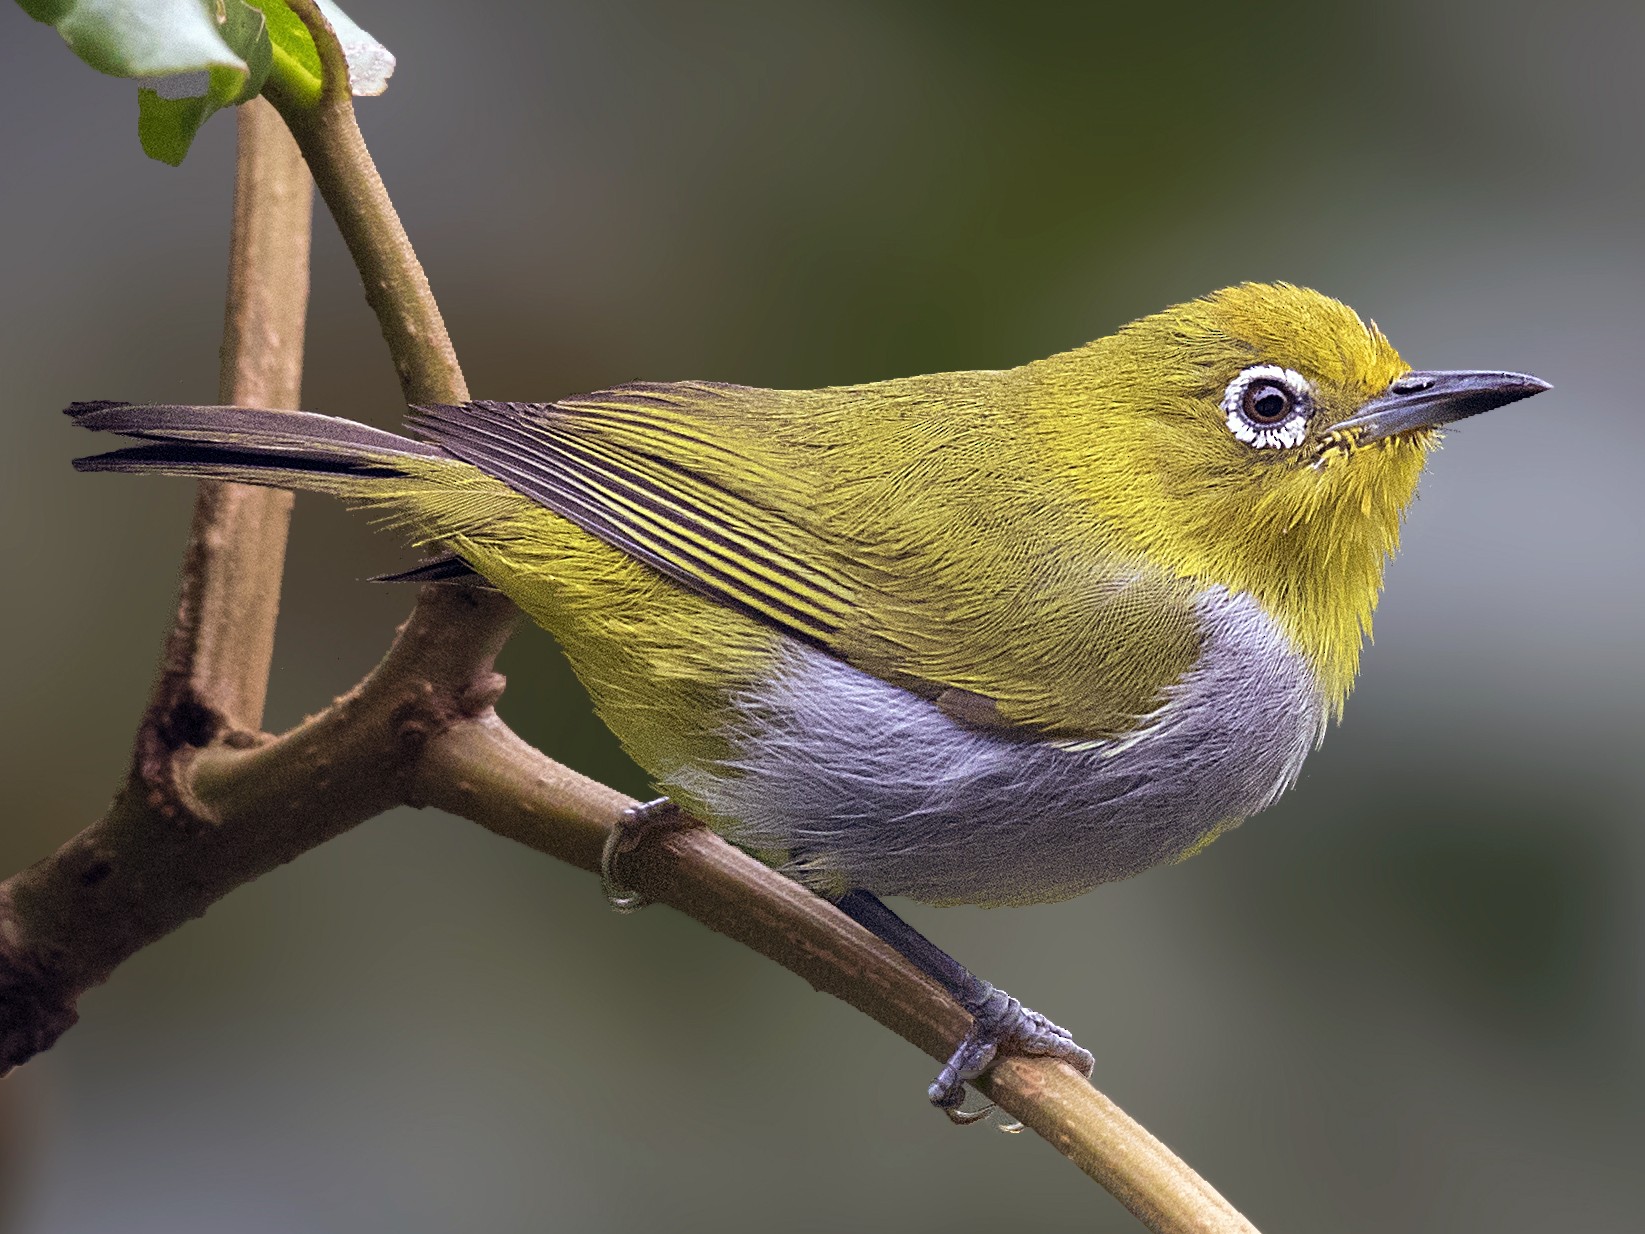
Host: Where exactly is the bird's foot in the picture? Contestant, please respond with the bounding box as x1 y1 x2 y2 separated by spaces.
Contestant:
929 985 1094 1128
600 797 692 913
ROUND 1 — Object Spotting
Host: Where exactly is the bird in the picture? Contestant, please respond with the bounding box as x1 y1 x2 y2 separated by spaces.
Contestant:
67 282 1549 1121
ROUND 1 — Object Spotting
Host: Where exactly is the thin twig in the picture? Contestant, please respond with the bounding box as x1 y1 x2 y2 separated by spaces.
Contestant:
267 0 522 657
269 0 466 406
203 98 313 728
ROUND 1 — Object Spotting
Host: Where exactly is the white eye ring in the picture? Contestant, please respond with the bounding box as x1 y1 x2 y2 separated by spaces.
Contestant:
1221 364 1313 450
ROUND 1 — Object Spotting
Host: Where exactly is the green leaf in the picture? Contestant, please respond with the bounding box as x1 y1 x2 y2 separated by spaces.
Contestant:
21 0 277 164
133 2 271 165
136 88 209 166
217 2 273 104
17 0 74 24
25 0 247 80
244 0 321 105
22 0 394 165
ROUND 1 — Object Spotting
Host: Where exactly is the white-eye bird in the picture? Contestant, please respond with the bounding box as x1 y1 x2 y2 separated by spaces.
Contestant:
69 282 1549 1118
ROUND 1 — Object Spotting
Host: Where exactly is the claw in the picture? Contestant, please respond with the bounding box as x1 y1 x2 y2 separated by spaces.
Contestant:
942 1102 996 1126
937 1093 1024 1132
600 797 686 913
928 983 1093 1126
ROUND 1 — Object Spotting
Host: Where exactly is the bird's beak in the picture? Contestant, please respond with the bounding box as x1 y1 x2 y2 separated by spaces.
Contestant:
1332 369 1552 442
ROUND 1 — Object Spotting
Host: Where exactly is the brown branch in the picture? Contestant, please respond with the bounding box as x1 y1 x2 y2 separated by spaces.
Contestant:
0 96 315 1065
0 8 1263 1231
0 4 510 1073
0 587 511 1067
208 98 313 725
136 97 313 819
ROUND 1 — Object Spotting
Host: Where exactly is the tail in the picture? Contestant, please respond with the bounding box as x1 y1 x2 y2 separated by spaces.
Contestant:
68 401 450 497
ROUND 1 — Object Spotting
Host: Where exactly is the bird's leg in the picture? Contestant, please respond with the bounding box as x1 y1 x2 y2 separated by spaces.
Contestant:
833 889 1093 1126
600 797 697 913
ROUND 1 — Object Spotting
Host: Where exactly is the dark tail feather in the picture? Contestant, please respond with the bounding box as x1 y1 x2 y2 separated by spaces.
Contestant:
74 442 413 478
370 554 494 588
68 401 444 457
68 402 449 491
70 402 503 585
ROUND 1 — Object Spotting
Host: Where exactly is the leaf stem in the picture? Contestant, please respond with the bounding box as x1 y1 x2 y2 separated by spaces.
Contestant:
270 0 465 407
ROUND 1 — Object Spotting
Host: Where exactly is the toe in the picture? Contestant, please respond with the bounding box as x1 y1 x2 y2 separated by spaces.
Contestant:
928 989 1093 1119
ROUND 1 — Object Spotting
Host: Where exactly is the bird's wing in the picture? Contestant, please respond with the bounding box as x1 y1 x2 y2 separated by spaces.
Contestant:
409 388 857 645
409 382 1204 743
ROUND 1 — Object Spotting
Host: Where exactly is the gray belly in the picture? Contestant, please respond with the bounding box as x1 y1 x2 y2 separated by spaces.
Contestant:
674 587 1328 907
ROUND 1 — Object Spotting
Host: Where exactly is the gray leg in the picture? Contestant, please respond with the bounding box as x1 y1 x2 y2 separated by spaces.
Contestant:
600 797 690 913
834 889 1093 1123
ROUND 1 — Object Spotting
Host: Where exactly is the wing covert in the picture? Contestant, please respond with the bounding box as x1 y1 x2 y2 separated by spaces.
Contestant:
410 392 853 645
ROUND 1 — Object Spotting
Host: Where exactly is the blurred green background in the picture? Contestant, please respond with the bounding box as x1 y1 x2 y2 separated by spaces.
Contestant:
3 1 1642 1230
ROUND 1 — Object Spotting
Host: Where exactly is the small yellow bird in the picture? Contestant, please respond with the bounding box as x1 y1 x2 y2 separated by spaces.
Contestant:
70 282 1548 1118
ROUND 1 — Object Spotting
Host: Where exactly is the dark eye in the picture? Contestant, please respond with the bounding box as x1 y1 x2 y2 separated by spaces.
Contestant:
1220 365 1313 449
1242 381 1294 425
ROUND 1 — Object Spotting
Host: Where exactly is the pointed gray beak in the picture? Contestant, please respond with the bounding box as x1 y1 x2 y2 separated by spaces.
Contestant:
1333 369 1551 442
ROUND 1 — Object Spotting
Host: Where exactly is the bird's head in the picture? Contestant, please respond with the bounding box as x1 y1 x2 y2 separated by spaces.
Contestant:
1034 282 1549 710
